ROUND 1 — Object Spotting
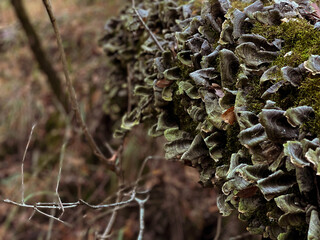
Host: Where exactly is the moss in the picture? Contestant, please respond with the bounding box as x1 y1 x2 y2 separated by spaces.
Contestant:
295 75 320 137
252 18 320 137
176 61 193 80
245 76 265 114
252 19 320 67
221 123 242 163
172 91 199 136
269 84 300 110
229 0 251 11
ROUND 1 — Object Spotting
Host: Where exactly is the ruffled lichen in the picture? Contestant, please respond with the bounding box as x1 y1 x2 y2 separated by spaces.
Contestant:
101 0 320 239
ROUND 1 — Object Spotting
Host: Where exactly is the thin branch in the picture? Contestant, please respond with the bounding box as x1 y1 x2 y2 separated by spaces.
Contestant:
41 0 115 171
21 123 37 204
3 199 79 209
132 0 164 52
79 192 136 209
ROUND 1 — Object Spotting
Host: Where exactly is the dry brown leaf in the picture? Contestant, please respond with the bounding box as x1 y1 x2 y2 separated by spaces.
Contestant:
221 106 236 125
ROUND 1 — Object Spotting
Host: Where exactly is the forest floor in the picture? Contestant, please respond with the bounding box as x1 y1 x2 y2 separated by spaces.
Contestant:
0 0 259 239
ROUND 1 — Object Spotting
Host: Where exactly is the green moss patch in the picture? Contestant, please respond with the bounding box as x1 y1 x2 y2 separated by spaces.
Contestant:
252 19 320 67
295 75 320 137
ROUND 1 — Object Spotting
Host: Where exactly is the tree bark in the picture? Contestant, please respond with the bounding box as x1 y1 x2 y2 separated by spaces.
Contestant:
10 0 68 111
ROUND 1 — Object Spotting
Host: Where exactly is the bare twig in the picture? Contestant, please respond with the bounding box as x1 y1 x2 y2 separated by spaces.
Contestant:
79 192 136 209
132 0 164 52
214 215 222 240
21 123 37 204
3 199 79 209
41 0 115 172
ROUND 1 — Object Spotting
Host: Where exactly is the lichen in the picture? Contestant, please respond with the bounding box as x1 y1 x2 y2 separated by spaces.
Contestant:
102 0 320 239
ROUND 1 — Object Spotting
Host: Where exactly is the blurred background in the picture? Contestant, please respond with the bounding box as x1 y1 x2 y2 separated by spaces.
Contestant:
0 0 259 239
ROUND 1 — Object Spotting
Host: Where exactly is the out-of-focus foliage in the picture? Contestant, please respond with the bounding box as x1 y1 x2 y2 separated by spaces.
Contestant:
101 0 320 239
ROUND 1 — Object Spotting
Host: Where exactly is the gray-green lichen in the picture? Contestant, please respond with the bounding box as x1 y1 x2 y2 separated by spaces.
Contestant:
101 0 320 239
